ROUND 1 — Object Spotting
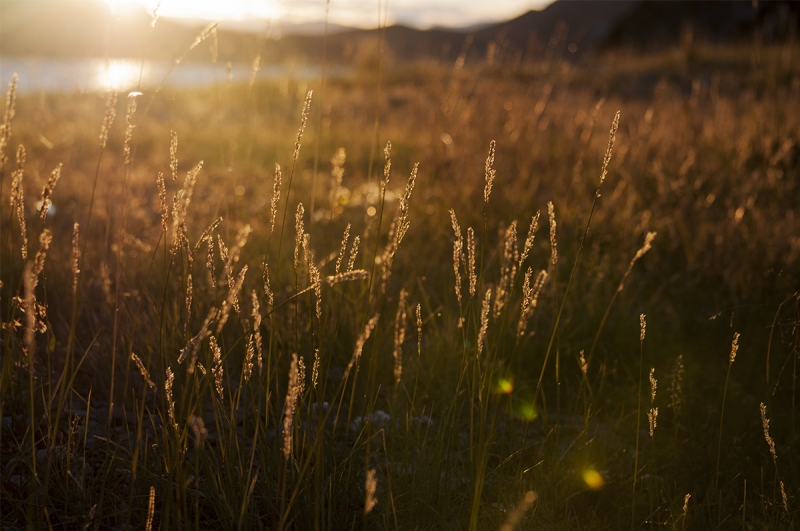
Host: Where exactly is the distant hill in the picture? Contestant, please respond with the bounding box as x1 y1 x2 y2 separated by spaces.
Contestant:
1 0 798 66
604 0 800 50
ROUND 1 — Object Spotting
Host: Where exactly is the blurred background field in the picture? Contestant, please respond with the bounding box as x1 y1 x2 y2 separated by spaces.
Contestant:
1 1 799 529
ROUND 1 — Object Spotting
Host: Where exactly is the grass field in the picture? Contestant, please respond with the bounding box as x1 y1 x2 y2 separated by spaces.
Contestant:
1 31 799 530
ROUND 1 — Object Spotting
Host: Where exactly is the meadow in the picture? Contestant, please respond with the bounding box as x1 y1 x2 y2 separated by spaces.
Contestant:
0 29 799 530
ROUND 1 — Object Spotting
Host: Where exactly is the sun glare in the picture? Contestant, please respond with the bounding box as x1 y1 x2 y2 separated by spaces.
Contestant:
103 0 281 21
95 59 143 91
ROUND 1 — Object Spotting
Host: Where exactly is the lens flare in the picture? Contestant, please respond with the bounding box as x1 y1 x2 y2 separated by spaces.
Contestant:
582 468 604 489
495 377 514 394
511 399 537 421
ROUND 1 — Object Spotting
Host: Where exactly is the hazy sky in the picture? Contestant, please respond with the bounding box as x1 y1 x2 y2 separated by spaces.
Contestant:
104 0 554 29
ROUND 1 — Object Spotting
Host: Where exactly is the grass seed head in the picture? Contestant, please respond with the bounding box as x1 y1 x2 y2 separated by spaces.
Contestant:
393 289 408 385
416 303 422 356
169 130 178 182
336 223 351 274
39 163 62 223
729 332 740 364
270 164 281 234
519 211 540 269
760 402 777 463
478 288 492 357
123 93 137 165
0 73 18 169
283 353 302 460
347 235 360 271
293 90 313 161
639 313 646 342
483 139 496 203
11 145 28 260
165 367 177 429
145 486 155 531
71 223 80 294
365 469 377 514
467 227 476 296
99 91 117 150
598 111 621 192
131 353 156 391
547 201 557 266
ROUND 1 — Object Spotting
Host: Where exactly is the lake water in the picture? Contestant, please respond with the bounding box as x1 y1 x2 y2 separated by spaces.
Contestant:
0 58 336 94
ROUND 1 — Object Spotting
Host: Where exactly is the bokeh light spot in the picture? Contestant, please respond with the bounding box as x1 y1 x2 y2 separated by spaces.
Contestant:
496 377 514 394
582 468 604 489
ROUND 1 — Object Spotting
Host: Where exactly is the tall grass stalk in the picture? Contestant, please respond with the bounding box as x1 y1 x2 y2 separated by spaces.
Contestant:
715 332 740 487
632 313 645 531
533 111 620 410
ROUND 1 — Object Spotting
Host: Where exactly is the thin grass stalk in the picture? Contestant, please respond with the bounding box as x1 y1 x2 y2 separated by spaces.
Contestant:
632 313 645 531
534 112 621 409
716 332 740 487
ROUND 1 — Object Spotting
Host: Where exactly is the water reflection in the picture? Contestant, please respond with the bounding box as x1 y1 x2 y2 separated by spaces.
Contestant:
0 58 339 93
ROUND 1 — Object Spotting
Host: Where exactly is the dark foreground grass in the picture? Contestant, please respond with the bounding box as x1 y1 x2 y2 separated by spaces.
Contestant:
1 40 799 530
